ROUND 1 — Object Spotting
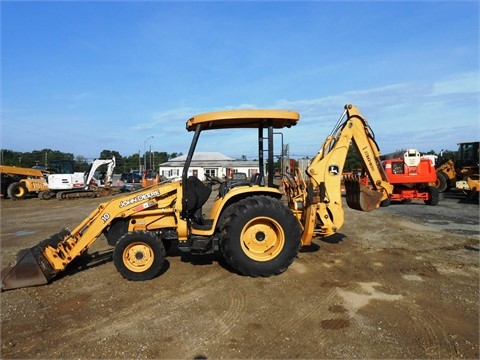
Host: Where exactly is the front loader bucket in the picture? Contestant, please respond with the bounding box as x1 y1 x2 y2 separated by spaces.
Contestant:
344 175 383 212
1 229 70 291
1 247 54 291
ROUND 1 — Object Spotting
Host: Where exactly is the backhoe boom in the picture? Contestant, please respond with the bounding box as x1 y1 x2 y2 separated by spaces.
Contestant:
284 104 393 246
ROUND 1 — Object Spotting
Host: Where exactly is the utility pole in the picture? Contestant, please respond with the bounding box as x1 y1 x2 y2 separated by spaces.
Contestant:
144 136 154 171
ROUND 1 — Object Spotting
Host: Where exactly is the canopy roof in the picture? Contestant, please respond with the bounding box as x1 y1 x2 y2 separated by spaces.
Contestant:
186 109 300 131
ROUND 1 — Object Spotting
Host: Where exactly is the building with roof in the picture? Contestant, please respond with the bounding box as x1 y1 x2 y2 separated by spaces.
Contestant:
158 152 260 180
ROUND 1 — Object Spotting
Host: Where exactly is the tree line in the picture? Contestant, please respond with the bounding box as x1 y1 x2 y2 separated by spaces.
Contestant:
0 149 183 173
0 146 457 174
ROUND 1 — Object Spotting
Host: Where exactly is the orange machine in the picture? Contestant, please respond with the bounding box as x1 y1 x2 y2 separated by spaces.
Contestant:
381 149 439 205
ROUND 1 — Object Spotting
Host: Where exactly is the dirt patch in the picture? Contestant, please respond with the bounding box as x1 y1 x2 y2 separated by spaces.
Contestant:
1 193 478 359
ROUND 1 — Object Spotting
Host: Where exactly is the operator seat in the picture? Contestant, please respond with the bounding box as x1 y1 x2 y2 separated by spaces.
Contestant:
186 176 212 226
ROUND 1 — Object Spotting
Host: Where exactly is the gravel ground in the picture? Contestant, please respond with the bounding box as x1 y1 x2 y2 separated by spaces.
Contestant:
1 188 478 359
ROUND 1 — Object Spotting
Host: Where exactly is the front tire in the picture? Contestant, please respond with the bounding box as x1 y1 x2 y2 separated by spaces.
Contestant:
113 231 166 281
424 186 440 206
220 195 301 277
380 198 391 207
7 182 27 200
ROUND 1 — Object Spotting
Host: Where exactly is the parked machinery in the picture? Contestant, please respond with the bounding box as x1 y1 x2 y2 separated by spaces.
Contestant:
456 175 479 200
39 157 116 200
142 170 162 188
380 149 439 206
2 104 393 291
0 165 49 200
436 141 479 192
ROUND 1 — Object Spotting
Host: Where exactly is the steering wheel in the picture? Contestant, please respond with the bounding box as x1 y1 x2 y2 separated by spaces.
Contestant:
204 173 222 185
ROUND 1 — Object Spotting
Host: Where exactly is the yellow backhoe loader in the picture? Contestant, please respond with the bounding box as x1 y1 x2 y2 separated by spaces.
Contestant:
1 104 393 291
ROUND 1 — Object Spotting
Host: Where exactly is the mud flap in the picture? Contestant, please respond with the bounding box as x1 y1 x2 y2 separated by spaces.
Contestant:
344 175 383 212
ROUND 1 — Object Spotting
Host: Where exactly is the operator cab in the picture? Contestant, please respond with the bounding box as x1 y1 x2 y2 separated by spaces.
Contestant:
181 109 299 221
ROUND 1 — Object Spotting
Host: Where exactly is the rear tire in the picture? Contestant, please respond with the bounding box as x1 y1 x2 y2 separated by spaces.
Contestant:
113 231 166 281
220 195 301 277
7 182 27 200
436 172 449 193
424 186 440 206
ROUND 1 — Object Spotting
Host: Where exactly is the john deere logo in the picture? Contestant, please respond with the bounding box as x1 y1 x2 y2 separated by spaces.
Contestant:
328 165 340 175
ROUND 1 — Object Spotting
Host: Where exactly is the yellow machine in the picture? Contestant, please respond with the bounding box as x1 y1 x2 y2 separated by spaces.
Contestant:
0 165 49 200
1 104 393 291
456 175 480 200
435 141 479 192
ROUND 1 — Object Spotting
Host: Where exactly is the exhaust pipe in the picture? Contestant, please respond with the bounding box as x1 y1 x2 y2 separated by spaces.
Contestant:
1 229 70 291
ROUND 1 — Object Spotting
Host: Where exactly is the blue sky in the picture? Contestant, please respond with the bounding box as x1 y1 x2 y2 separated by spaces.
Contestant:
1 1 479 161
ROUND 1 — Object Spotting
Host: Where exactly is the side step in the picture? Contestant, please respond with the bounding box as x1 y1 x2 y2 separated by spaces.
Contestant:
177 236 218 254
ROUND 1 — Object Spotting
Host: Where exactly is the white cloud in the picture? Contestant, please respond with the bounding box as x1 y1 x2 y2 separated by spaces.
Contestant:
431 72 479 96
268 73 480 156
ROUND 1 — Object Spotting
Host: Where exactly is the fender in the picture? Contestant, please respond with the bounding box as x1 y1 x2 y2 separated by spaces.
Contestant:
191 185 283 237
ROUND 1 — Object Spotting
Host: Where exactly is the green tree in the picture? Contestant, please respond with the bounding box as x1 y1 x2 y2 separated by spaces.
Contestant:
170 152 183 159
156 151 169 164
344 143 362 172
74 155 90 172
100 150 123 172
437 149 456 166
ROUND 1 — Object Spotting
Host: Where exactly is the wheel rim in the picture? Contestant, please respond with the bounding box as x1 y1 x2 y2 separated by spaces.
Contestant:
240 217 285 261
123 242 154 272
15 186 25 197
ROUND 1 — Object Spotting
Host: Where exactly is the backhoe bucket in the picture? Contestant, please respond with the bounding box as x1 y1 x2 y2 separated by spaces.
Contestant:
344 175 383 212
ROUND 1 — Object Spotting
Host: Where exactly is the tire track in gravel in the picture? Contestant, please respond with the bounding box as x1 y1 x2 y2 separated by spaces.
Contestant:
43 263 229 345
271 249 352 351
84 270 231 340
405 305 457 357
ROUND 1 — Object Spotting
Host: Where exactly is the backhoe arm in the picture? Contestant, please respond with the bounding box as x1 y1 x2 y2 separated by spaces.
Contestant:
84 157 116 187
286 104 393 246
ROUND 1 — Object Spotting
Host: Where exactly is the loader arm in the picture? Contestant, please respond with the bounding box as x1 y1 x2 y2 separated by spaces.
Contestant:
1 181 182 291
286 104 393 246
